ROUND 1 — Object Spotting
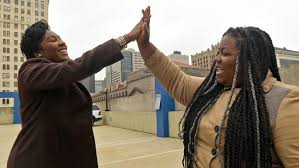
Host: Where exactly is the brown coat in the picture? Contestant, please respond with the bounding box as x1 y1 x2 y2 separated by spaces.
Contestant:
7 39 123 168
145 49 299 168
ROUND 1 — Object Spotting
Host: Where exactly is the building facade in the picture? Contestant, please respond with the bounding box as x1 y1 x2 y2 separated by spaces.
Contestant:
192 44 299 70
80 74 95 93
275 47 299 67
0 0 49 92
191 44 219 69
168 51 189 65
95 79 104 93
0 0 49 123
107 48 145 86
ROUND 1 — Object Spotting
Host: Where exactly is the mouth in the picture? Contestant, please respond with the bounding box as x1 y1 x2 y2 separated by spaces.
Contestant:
58 48 68 55
216 66 224 75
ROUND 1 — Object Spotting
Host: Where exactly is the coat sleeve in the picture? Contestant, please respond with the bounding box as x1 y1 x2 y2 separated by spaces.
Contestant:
19 39 123 91
144 49 204 106
273 86 299 167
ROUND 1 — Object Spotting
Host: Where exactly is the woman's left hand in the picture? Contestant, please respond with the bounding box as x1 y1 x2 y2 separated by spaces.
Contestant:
123 6 151 43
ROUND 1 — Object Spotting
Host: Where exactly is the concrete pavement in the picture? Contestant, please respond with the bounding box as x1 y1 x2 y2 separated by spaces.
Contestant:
0 124 183 168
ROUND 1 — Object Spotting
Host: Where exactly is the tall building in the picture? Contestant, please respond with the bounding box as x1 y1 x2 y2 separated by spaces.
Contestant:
107 48 145 86
191 44 218 69
80 75 95 93
168 51 189 65
95 80 104 93
0 0 49 92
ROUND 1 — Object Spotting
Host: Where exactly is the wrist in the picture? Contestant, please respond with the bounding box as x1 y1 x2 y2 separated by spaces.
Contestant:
114 36 127 50
123 33 134 43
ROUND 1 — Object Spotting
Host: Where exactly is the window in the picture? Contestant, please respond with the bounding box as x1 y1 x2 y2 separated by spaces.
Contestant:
3 22 10 28
14 0 18 5
3 64 10 70
14 73 17 79
2 56 10 61
14 82 17 87
21 57 24 62
2 73 10 79
14 7 18 13
14 32 18 37
27 1 30 7
27 17 31 22
35 10 38 16
14 23 18 29
41 11 44 17
27 9 30 15
21 8 24 14
21 24 24 30
21 1 24 6
3 47 10 53
14 40 18 45
14 65 18 70
14 56 18 62
21 16 24 21
35 3 38 8
14 48 18 54
2 81 10 87
41 4 44 9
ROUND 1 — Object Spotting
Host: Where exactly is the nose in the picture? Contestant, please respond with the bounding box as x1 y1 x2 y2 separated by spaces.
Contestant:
215 54 221 64
58 39 66 47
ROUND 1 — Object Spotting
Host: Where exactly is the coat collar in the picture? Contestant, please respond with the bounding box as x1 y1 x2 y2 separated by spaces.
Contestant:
262 71 277 93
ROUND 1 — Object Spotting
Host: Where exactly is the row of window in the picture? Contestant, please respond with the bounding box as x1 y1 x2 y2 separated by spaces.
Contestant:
1 8 45 17
2 47 19 54
2 73 18 79
98 91 128 101
2 31 23 38
1 98 10 105
1 0 45 9
2 55 23 62
2 64 20 70
2 81 17 87
2 39 19 45
1 14 42 23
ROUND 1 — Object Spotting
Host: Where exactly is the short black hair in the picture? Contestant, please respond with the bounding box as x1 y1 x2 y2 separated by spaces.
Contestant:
20 20 50 59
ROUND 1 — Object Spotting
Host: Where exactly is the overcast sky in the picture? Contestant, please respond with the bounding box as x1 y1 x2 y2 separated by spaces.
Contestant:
48 0 299 80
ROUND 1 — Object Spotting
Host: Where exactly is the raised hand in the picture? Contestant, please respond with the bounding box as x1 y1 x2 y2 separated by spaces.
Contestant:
137 6 157 61
137 6 151 46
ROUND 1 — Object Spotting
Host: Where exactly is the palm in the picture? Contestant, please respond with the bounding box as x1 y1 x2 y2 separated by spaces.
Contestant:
137 7 151 45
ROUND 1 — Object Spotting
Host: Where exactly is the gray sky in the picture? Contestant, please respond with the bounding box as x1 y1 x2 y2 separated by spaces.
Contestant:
48 0 299 80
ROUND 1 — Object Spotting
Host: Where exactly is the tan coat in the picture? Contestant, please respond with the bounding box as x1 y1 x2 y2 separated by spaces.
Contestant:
144 49 299 168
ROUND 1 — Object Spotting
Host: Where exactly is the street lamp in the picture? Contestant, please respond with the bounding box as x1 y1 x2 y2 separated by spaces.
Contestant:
105 88 110 111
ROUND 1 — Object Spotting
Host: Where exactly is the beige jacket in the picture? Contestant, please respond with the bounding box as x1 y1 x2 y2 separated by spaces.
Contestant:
144 49 299 168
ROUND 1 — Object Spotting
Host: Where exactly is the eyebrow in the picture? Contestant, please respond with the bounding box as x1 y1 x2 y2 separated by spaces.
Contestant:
46 35 61 40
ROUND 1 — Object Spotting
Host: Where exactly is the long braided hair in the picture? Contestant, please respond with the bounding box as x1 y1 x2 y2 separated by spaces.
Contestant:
179 27 281 168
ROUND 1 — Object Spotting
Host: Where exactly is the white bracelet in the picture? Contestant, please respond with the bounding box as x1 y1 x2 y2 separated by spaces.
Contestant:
114 36 127 49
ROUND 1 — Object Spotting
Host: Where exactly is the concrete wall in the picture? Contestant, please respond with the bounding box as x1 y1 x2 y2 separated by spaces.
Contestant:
169 111 184 138
280 64 299 86
102 111 157 134
0 107 13 124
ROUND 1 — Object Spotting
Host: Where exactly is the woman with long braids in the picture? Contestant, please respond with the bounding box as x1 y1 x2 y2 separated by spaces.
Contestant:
138 7 299 167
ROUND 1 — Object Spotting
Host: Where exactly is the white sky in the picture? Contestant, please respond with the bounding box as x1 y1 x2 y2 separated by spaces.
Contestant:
48 0 299 80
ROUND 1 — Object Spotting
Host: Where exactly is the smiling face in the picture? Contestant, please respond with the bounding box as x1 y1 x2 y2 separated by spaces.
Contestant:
38 30 69 62
215 35 240 86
